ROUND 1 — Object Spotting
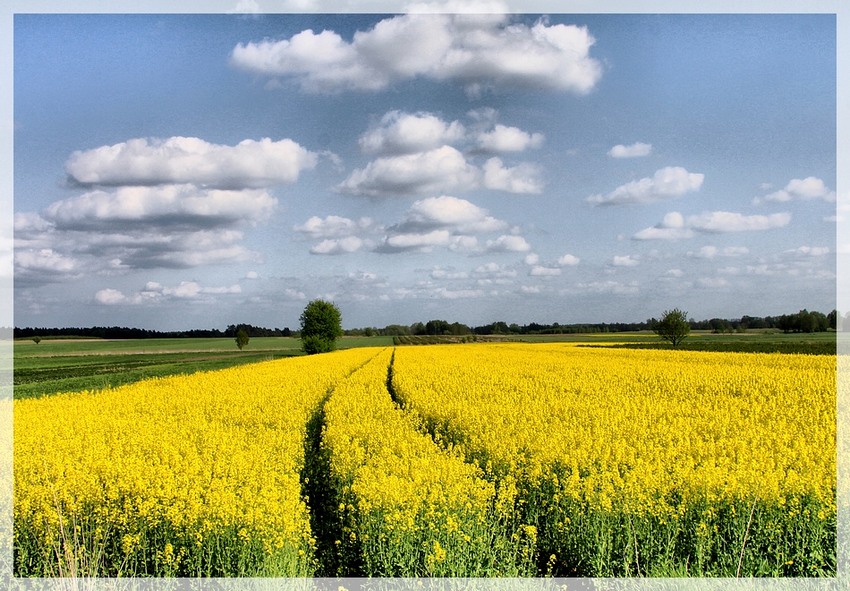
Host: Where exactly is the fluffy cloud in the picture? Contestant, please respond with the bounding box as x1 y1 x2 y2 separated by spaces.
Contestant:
401 195 507 234
485 234 531 253
359 110 465 155
294 215 376 255
476 124 544 153
94 288 130 305
231 13 603 96
66 137 317 189
310 236 366 255
15 135 319 284
687 211 791 233
608 142 652 158
14 248 80 284
634 211 791 240
15 214 263 284
754 176 835 205
632 212 695 241
95 280 242 305
294 215 374 239
43 185 276 230
557 254 580 266
377 196 516 254
343 111 545 197
612 255 640 267
587 167 704 206
379 229 452 253
473 262 517 279
14 183 273 281
482 158 544 194
338 146 478 197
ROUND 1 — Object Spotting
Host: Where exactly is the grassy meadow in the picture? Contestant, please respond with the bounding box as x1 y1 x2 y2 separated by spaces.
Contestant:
12 335 393 399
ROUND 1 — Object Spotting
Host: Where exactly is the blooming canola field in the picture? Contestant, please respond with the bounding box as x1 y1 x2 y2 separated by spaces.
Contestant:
14 343 836 577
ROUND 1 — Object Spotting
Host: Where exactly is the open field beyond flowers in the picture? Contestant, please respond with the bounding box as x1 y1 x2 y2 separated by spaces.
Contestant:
13 343 836 577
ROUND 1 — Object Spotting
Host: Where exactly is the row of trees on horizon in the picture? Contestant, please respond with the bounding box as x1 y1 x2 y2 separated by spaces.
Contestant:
11 308 840 340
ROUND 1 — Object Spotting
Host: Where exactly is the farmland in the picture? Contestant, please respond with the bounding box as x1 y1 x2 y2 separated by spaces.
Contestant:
12 336 393 399
12 340 837 578
13 331 835 399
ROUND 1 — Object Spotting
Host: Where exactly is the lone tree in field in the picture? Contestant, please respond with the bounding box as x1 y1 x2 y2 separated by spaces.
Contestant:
652 308 691 347
300 299 344 355
235 327 250 350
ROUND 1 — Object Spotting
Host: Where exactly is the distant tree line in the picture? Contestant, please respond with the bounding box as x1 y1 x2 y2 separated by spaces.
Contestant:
13 326 225 339
13 324 292 340
344 309 839 337
223 324 291 338
13 308 839 340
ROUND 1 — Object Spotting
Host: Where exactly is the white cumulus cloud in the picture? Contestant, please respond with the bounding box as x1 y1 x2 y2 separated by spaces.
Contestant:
557 254 580 266
294 215 374 239
485 234 531 253
338 145 478 197
66 136 317 189
612 255 640 267
635 211 790 240
377 196 513 255
608 142 652 158
310 236 366 255
587 166 704 206
95 280 242 306
632 212 695 241
482 158 544 194
43 185 276 230
359 110 466 155
473 262 517 278
379 229 452 252
403 195 507 234
687 211 791 233
754 176 835 205
476 124 544 153
230 13 603 96
95 288 130 305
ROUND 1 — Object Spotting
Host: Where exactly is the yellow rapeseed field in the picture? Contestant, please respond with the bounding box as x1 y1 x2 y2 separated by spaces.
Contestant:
321 348 535 576
391 343 836 576
14 342 837 577
14 347 379 577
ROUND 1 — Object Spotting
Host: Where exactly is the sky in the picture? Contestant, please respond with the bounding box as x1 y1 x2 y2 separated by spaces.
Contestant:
7 3 843 331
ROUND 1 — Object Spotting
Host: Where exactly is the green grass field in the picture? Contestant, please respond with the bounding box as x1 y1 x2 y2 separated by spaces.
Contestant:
12 331 836 399
13 336 394 399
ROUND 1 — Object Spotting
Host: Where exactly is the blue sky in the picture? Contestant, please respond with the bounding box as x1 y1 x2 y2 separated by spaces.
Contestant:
7 4 843 331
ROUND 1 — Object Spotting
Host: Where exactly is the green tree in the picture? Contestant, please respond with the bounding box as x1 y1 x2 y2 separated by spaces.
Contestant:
652 308 691 347
300 299 344 354
235 328 250 350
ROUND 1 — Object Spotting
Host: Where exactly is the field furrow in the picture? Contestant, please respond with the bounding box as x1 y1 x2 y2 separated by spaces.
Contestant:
390 343 837 577
320 348 536 576
13 347 380 577
13 343 838 578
